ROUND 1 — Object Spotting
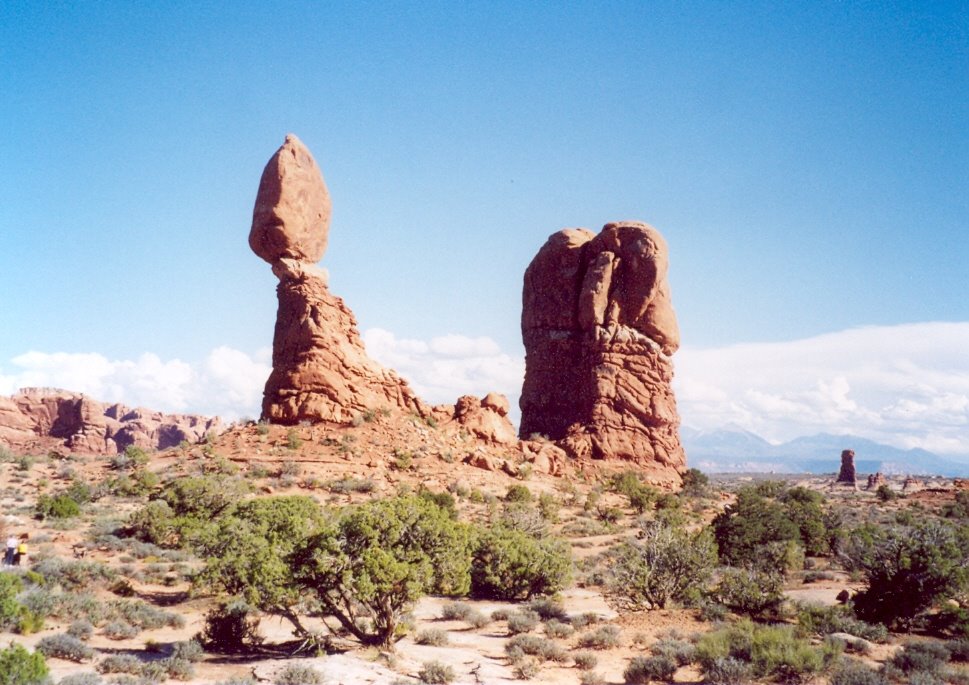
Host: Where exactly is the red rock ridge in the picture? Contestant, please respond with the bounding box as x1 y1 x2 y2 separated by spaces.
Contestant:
0 387 221 454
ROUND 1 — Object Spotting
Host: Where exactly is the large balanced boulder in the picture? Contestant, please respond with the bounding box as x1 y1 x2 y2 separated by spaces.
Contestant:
251 135 426 424
519 221 685 481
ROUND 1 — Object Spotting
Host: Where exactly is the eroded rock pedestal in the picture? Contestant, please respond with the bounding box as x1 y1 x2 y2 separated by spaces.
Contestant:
519 222 685 480
836 449 858 488
251 135 426 424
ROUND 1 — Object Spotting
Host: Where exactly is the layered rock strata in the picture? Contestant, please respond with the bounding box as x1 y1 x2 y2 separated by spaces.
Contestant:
519 221 685 478
0 387 220 454
251 135 426 424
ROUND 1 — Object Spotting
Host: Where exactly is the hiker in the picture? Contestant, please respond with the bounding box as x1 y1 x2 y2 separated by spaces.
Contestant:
3 534 16 566
13 533 28 567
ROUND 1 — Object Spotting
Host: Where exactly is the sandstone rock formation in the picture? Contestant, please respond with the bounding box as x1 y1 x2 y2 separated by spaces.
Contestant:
251 135 426 424
836 449 857 487
866 472 886 490
452 393 517 445
519 221 685 481
0 387 221 454
902 476 924 493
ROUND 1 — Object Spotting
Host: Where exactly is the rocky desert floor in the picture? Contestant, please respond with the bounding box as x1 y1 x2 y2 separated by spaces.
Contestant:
1 415 965 685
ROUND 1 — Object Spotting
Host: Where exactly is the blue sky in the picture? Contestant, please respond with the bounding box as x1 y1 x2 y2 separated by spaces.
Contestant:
2 2 967 457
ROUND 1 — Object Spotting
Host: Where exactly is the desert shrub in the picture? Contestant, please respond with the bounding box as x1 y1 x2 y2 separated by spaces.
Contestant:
36 493 81 519
96 654 143 674
544 619 574 638
680 468 710 497
169 640 204 662
580 672 606 685
847 520 969 628
418 661 455 684
0 643 49 685
415 628 450 646
624 654 676 684
537 492 560 522
505 634 569 662
110 599 182 629
608 520 717 610
507 609 540 635
159 474 249 518
570 612 602 629
796 603 888 643
702 656 752 685
930 605 969 638
713 484 831 570
891 640 950 674
419 490 457 519
33 557 117 590
470 526 572 600
102 619 139 640
325 476 375 494
573 652 598 670
198 598 263 653
830 659 889 685
293 495 472 646
156 657 194 680
58 675 103 685
950 639 969 662
505 484 533 503
192 495 327 634
126 501 177 545
440 601 473 621
0 574 25 630
876 485 898 503
577 624 621 650
781 487 830 555
512 657 540 679
500 503 549 537
696 620 832 682
274 663 323 685
652 635 696 666
440 601 489 628
528 597 569 622
37 633 95 662
714 567 784 617
67 619 94 641
465 609 490 629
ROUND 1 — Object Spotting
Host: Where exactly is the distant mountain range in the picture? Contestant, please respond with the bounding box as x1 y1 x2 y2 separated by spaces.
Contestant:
680 427 969 476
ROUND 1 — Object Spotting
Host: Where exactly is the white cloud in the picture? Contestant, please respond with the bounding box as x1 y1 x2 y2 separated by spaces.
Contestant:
362 328 525 414
674 322 969 455
2 321 966 456
0 347 271 421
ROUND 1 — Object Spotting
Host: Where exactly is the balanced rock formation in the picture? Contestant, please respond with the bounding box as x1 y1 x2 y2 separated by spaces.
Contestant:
519 221 685 480
836 449 857 487
0 387 221 454
251 135 426 424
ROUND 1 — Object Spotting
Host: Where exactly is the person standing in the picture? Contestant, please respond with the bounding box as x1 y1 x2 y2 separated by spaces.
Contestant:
3 534 16 566
13 534 28 567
